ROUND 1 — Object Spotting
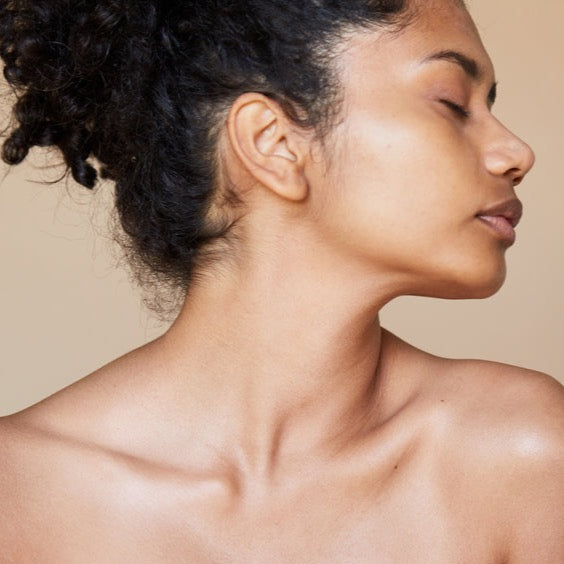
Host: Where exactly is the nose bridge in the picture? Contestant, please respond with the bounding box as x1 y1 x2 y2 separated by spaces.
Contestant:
483 116 536 183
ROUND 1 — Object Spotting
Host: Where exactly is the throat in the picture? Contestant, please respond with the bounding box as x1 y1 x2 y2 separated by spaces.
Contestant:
156 308 387 482
149 257 398 483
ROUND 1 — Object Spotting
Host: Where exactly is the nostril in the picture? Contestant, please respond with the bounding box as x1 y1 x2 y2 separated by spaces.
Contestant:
507 167 524 187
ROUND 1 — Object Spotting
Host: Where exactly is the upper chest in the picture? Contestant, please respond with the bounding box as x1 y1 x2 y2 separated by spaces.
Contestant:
3 448 503 564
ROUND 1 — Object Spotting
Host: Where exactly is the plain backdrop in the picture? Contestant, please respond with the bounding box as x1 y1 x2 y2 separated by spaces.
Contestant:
1 0 562 415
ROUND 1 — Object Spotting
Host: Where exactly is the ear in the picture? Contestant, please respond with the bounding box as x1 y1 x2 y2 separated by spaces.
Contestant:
226 93 309 202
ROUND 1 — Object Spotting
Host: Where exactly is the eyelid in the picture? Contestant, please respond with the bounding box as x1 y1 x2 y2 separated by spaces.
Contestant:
440 99 471 118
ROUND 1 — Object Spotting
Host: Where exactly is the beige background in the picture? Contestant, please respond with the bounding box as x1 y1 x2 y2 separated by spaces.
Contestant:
1 0 562 415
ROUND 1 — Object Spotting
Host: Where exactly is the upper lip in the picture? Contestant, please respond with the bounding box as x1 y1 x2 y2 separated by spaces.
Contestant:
476 198 523 228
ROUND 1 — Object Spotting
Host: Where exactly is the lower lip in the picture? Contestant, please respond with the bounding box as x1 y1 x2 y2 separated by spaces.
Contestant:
477 215 516 244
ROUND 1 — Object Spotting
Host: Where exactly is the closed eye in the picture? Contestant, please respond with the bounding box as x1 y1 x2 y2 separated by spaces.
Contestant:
440 99 471 119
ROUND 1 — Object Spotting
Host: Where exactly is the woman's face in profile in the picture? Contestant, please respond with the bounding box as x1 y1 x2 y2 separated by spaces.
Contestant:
309 0 535 300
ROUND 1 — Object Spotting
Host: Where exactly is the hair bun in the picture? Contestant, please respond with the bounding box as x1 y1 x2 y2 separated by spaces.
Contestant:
0 0 159 187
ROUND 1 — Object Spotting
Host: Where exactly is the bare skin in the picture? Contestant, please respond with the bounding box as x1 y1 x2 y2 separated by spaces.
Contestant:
1 0 563 562
1 334 562 562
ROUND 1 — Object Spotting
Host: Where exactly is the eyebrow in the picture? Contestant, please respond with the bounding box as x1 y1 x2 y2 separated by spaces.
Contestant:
422 49 498 106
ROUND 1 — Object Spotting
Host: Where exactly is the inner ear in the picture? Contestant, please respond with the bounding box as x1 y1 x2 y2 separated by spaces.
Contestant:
256 120 297 162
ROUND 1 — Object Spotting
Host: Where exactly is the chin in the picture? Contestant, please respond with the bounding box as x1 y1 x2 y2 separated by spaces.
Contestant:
458 277 506 299
448 267 507 299
412 262 508 300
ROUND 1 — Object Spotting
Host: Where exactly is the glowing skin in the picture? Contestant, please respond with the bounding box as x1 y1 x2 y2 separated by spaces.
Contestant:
306 5 534 300
0 1 562 562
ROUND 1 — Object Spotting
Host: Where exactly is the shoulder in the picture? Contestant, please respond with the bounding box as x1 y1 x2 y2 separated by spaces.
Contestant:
428 356 563 470
382 331 563 463
476 365 563 562
0 414 71 505
0 410 136 551
445 357 563 424
0 413 141 558
0 415 39 550
441 359 563 450
384 331 563 445
430 359 564 561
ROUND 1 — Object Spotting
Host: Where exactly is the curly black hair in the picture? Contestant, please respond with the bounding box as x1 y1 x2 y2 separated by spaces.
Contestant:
0 0 410 304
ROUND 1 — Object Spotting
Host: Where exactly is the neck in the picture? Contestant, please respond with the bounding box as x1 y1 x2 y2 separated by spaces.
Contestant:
156 229 401 482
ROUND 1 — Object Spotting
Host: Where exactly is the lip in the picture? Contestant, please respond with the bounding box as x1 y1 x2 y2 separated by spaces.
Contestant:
476 198 523 245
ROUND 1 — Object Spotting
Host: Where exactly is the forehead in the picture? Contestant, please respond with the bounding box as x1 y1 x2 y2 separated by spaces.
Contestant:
407 0 483 47
338 0 495 86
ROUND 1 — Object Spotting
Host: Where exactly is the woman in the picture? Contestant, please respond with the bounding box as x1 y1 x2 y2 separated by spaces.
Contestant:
0 0 562 561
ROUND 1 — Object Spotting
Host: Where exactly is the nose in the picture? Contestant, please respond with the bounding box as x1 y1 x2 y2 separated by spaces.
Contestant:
484 119 536 187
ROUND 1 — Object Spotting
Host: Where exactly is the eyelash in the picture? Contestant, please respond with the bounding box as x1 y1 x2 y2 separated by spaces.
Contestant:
440 99 471 119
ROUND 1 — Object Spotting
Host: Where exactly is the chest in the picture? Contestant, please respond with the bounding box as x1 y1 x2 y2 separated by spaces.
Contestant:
5 470 501 563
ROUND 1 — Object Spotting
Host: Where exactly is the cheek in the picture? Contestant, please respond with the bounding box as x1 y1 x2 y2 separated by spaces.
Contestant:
325 111 472 249
310 109 505 297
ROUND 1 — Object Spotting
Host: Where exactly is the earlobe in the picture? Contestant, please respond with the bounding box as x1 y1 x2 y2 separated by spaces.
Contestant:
227 93 308 202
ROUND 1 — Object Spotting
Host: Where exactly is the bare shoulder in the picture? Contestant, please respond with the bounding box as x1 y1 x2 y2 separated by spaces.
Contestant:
383 330 564 440
0 415 31 490
429 356 564 562
439 358 563 453
383 330 563 560
0 414 68 504
0 409 138 556
0 415 41 549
